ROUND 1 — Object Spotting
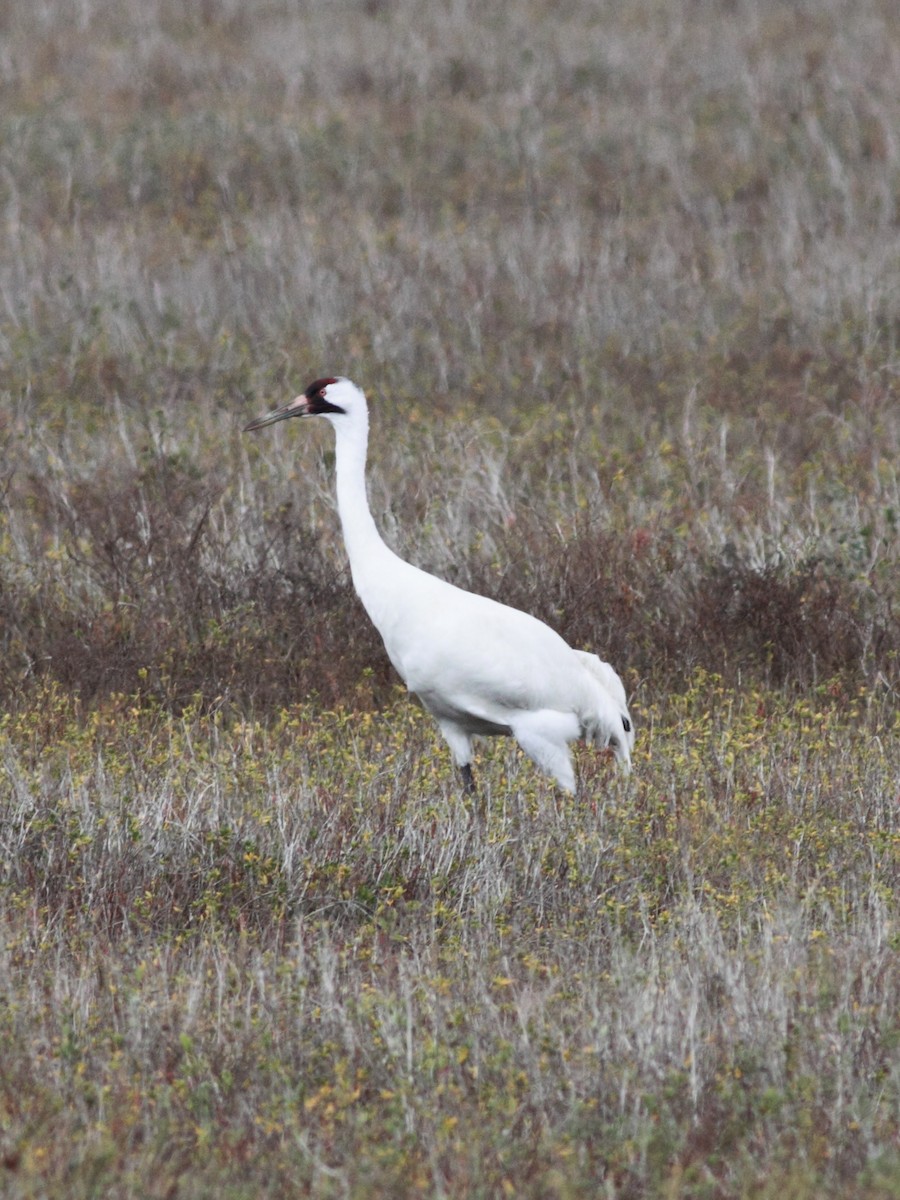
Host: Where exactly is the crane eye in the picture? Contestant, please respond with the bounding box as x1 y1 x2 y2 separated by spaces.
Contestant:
622 716 631 733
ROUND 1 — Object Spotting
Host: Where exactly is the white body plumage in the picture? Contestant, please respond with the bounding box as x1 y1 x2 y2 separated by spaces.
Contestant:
245 377 634 794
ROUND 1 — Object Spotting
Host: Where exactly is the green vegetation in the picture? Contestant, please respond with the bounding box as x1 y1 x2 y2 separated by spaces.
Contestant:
0 0 898 1195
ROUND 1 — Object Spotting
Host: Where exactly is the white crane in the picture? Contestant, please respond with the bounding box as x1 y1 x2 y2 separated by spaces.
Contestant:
244 377 634 795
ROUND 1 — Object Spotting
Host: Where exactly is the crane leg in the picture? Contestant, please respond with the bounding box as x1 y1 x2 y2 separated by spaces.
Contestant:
459 763 477 795
437 720 478 797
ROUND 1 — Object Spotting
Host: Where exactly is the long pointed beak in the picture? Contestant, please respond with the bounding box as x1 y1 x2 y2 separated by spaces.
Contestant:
243 396 310 432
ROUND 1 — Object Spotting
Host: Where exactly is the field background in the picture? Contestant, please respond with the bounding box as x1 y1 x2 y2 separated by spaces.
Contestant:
1 0 899 1196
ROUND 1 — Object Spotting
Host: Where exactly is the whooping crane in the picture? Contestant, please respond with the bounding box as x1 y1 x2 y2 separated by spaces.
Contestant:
244 377 634 795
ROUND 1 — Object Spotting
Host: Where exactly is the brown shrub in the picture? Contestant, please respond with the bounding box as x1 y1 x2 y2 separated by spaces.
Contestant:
460 518 895 695
1 474 893 717
0 453 388 713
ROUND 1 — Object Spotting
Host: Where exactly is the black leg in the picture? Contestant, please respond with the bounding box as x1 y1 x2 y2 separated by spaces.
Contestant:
459 763 477 796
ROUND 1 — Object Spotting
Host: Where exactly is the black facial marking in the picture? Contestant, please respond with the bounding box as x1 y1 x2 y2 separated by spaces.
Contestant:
622 716 631 733
304 377 345 415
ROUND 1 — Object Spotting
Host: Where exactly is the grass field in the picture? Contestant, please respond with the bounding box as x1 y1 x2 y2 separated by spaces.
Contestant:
1 0 899 1195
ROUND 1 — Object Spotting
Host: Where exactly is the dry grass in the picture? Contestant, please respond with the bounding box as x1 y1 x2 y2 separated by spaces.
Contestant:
1 683 898 1197
1 0 899 1195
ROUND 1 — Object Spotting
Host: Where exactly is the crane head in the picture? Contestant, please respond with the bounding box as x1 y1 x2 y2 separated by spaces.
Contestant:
243 377 360 432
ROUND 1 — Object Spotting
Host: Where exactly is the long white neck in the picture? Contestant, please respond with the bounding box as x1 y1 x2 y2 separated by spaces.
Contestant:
331 407 399 591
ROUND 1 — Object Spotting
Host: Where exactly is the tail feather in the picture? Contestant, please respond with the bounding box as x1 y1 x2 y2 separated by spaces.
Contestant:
574 650 635 770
